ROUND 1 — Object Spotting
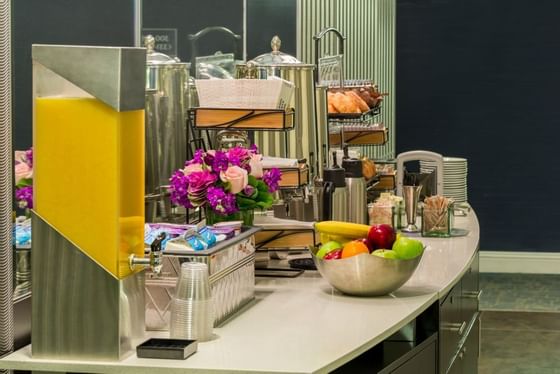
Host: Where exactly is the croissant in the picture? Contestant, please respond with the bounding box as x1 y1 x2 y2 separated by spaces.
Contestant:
331 92 360 113
355 88 376 108
362 158 376 180
345 91 370 112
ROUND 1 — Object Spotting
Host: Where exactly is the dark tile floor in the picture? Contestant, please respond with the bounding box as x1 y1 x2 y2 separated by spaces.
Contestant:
479 311 560 374
478 273 560 374
480 273 560 312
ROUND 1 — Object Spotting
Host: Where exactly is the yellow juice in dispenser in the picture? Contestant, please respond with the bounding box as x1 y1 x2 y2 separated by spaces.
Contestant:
35 97 144 279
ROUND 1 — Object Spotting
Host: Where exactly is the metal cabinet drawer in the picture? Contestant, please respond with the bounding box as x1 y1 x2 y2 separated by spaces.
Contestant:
461 254 480 326
389 337 437 374
439 253 480 374
439 284 463 373
461 316 480 374
447 357 462 374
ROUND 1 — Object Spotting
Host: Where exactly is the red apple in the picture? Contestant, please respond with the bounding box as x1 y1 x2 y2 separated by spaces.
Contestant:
357 238 374 252
367 224 396 250
323 248 343 260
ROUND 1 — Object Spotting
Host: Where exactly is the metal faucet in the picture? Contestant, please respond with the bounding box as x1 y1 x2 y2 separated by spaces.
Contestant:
129 232 166 275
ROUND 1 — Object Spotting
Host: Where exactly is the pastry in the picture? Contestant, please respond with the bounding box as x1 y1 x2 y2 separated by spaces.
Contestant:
345 90 370 112
330 92 360 113
354 87 376 108
362 158 376 180
327 92 338 113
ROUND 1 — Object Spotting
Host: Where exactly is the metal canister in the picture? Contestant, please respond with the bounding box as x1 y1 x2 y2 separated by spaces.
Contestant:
235 36 317 176
144 35 190 220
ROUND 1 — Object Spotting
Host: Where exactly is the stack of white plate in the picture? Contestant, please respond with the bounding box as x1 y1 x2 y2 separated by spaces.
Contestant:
420 157 468 202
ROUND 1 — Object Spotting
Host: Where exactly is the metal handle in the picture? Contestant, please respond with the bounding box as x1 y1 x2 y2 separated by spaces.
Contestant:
442 321 467 336
463 290 483 301
187 26 242 76
458 345 467 360
313 27 346 84
396 150 444 197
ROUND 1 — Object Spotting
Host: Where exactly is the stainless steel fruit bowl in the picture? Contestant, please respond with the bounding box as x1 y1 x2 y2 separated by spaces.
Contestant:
310 248 425 296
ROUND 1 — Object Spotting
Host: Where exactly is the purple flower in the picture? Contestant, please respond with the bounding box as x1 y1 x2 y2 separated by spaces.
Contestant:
227 146 250 167
25 148 33 168
263 168 282 193
243 185 255 196
249 144 259 154
186 149 205 166
15 186 33 209
207 187 238 215
169 170 193 209
210 150 229 173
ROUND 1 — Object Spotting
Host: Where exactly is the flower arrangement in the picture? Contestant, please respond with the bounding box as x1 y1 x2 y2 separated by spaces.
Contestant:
169 145 281 221
14 148 33 209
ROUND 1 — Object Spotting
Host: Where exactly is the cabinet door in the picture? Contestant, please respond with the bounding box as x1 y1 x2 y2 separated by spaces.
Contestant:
461 317 480 374
447 358 462 374
461 253 480 325
439 284 463 373
390 339 437 374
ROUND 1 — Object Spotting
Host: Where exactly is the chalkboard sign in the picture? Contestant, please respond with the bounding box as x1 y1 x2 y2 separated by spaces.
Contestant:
142 0 243 64
142 28 178 57
12 0 136 150
396 0 560 252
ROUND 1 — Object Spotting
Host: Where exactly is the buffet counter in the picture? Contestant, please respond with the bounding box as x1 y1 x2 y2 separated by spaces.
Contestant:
0 212 479 374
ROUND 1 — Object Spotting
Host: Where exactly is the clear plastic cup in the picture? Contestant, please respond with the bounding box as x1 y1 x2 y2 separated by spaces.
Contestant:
170 262 214 341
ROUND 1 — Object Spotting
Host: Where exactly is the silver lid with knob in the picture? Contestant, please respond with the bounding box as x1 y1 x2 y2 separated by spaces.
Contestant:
246 36 314 67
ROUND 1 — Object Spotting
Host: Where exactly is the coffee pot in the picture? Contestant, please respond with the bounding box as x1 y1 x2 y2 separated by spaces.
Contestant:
322 154 348 221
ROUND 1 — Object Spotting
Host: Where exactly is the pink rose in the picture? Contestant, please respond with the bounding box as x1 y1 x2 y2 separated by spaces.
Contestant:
15 162 33 184
220 166 248 194
183 163 204 176
249 154 263 178
14 151 27 164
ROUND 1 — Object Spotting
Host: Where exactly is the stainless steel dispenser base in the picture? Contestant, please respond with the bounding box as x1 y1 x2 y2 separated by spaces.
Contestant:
31 212 145 360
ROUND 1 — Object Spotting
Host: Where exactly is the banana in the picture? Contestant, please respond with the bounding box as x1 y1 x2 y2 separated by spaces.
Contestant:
319 233 353 245
315 221 370 240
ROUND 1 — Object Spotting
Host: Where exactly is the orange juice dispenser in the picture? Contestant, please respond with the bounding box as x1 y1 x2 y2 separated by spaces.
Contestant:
31 44 147 360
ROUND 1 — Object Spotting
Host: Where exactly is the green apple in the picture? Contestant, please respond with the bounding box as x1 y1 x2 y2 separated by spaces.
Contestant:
392 237 424 260
372 249 398 259
316 241 343 259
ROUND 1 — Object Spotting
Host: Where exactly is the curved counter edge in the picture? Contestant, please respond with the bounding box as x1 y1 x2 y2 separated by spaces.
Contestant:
0 212 480 374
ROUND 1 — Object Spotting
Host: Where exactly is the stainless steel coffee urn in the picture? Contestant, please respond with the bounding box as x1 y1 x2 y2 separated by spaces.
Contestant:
144 35 190 221
235 36 317 176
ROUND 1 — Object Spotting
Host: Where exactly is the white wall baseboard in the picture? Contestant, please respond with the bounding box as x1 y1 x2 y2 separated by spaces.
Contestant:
480 251 560 274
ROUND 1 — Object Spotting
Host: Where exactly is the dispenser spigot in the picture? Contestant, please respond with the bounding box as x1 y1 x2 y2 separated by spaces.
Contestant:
129 232 166 275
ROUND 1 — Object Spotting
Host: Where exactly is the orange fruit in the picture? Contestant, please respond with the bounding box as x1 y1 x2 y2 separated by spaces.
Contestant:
341 240 370 259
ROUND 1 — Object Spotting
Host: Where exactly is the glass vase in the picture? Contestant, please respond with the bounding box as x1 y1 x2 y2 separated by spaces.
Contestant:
204 207 255 226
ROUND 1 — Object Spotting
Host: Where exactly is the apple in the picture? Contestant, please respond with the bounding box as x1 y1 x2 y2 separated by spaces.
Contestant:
367 224 397 250
392 237 424 260
323 248 343 260
371 249 398 259
316 241 342 259
357 237 374 252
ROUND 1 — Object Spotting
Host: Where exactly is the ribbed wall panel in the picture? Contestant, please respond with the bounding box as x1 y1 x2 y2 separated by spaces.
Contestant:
298 0 395 160
0 0 14 365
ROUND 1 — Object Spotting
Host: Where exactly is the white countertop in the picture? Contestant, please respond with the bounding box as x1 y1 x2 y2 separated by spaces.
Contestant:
0 212 479 374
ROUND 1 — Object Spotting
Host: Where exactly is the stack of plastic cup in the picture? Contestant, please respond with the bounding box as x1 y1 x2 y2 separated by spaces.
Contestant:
170 262 214 342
